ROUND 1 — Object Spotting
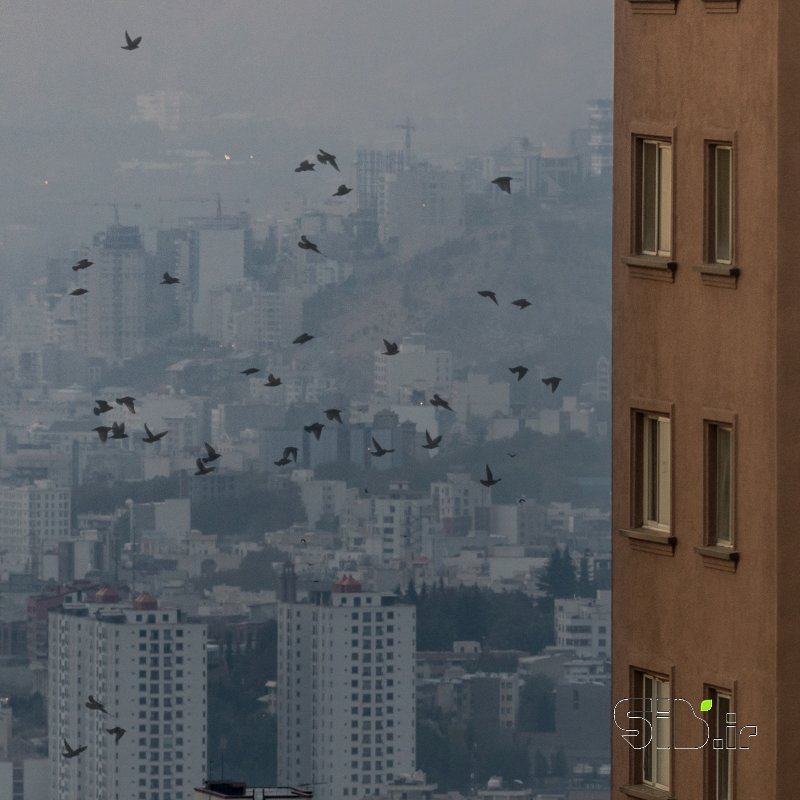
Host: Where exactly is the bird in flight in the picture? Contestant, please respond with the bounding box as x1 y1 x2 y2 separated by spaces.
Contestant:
72 259 93 271
508 452 517 458
264 373 282 387
509 366 529 381
106 726 126 744
325 409 343 424
203 443 221 463
298 235 323 255
63 740 87 759
195 458 215 476
293 332 314 345
542 376 562 393
480 464 501 487
304 423 325 441
332 184 352 197
93 426 111 443
369 437 394 457
382 339 399 356
283 446 298 462
430 394 453 412
491 176 513 194
422 430 442 450
93 399 113 416
518 496 526 504
317 149 340 171
110 422 128 440
116 396 136 414
478 290 498 305
241 367 260 376
121 31 142 50
511 298 531 309
142 424 168 444
295 160 316 172
274 455 291 466
86 695 108 714
161 272 180 285
70 288 88 296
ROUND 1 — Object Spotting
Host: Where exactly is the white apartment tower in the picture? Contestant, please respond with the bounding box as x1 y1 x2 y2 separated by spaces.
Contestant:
48 589 207 800
277 570 415 800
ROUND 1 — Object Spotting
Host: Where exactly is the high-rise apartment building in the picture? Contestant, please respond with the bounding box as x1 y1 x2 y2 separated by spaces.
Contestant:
277 571 415 800
48 589 206 800
612 2 791 798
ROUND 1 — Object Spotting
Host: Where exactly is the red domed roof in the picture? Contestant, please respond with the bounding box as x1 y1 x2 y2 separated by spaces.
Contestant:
93 586 120 603
133 592 158 610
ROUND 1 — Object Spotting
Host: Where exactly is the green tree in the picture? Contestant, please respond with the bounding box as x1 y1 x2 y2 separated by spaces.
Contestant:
577 552 594 597
517 675 556 732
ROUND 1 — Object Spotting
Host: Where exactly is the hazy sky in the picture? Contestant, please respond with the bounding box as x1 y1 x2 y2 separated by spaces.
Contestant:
0 1 612 148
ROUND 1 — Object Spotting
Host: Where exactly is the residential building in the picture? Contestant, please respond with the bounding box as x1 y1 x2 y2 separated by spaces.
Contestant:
555 591 610 660
374 335 452 404
356 148 410 213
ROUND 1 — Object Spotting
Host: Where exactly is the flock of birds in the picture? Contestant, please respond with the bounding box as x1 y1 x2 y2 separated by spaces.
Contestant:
61 694 126 759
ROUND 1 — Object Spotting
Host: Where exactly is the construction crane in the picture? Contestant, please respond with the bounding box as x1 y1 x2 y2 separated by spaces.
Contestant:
395 116 415 163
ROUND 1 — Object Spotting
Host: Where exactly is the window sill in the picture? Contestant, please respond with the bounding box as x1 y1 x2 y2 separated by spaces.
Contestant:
619 528 677 556
702 0 738 11
620 786 675 800
623 255 677 283
695 544 739 572
693 263 739 288
626 0 678 12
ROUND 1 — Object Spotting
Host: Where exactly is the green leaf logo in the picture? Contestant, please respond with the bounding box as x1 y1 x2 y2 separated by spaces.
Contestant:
700 699 713 712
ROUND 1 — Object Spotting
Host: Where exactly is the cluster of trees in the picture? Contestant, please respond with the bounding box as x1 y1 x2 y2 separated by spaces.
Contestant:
536 544 597 613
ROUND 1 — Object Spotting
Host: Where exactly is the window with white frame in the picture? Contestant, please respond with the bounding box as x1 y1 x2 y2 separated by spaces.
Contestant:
707 423 733 546
640 672 671 791
709 144 733 264
706 688 733 800
637 412 671 530
638 138 673 257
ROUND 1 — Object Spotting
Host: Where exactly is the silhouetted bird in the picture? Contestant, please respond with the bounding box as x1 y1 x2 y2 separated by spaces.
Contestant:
508 452 517 458
478 290 498 305
93 400 113 416
161 272 180 285
110 422 127 440
325 409 343 424
293 332 314 344
264 373 282 387
491 176 513 194
369 437 394 457
518 496 526 504
121 30 142 50
195 458 215 476
86 695 108 714
509 366 529 381
511 298 531 309
72 259 93 271
70 288 88 296
106 726 126 744
422 430 442 449
317 149 340 172
142 424 167 443
304 423 325 440
542 376 562 393
283 446 298 462
295 160 316 172
480 464 501 487
274 456 291 466
203 442 221 462
430 394 453 411
63 740 87 759
298 235 322 255
116 396 136 414
382 339 399 356
332 184 352 197
93 426 111 443
241 367 260 376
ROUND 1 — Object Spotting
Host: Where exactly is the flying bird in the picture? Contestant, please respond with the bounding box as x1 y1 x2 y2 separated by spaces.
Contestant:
241 367 260 376
195 458 215 476
508 452 517 458
142 424 168 444
542 376 562 393
69 288 88 296
304 423 325 441
430 394 453 412
518 496 527 504
298 235 323 255
293 332 314 344
106 726 126 744
86 695 108 714
121 30 142 50
283 446 298 462
332 184 352 197
72 259 93 271
422 430 442 449
382 339 399 356
509 366 529 381
93 426 111 443
62 740 87 759
480 464 501 487
369 437 394 457
317 149 340 172
274 456 292 466
491 176 513 194
93 399 113 416
511 298 531 309
324 408 343 424
161 272 180 285
264 373 282 387
116 396 136 414
110 422 128 440
477 290 498 305
295 160 316 172
203 442 221 463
